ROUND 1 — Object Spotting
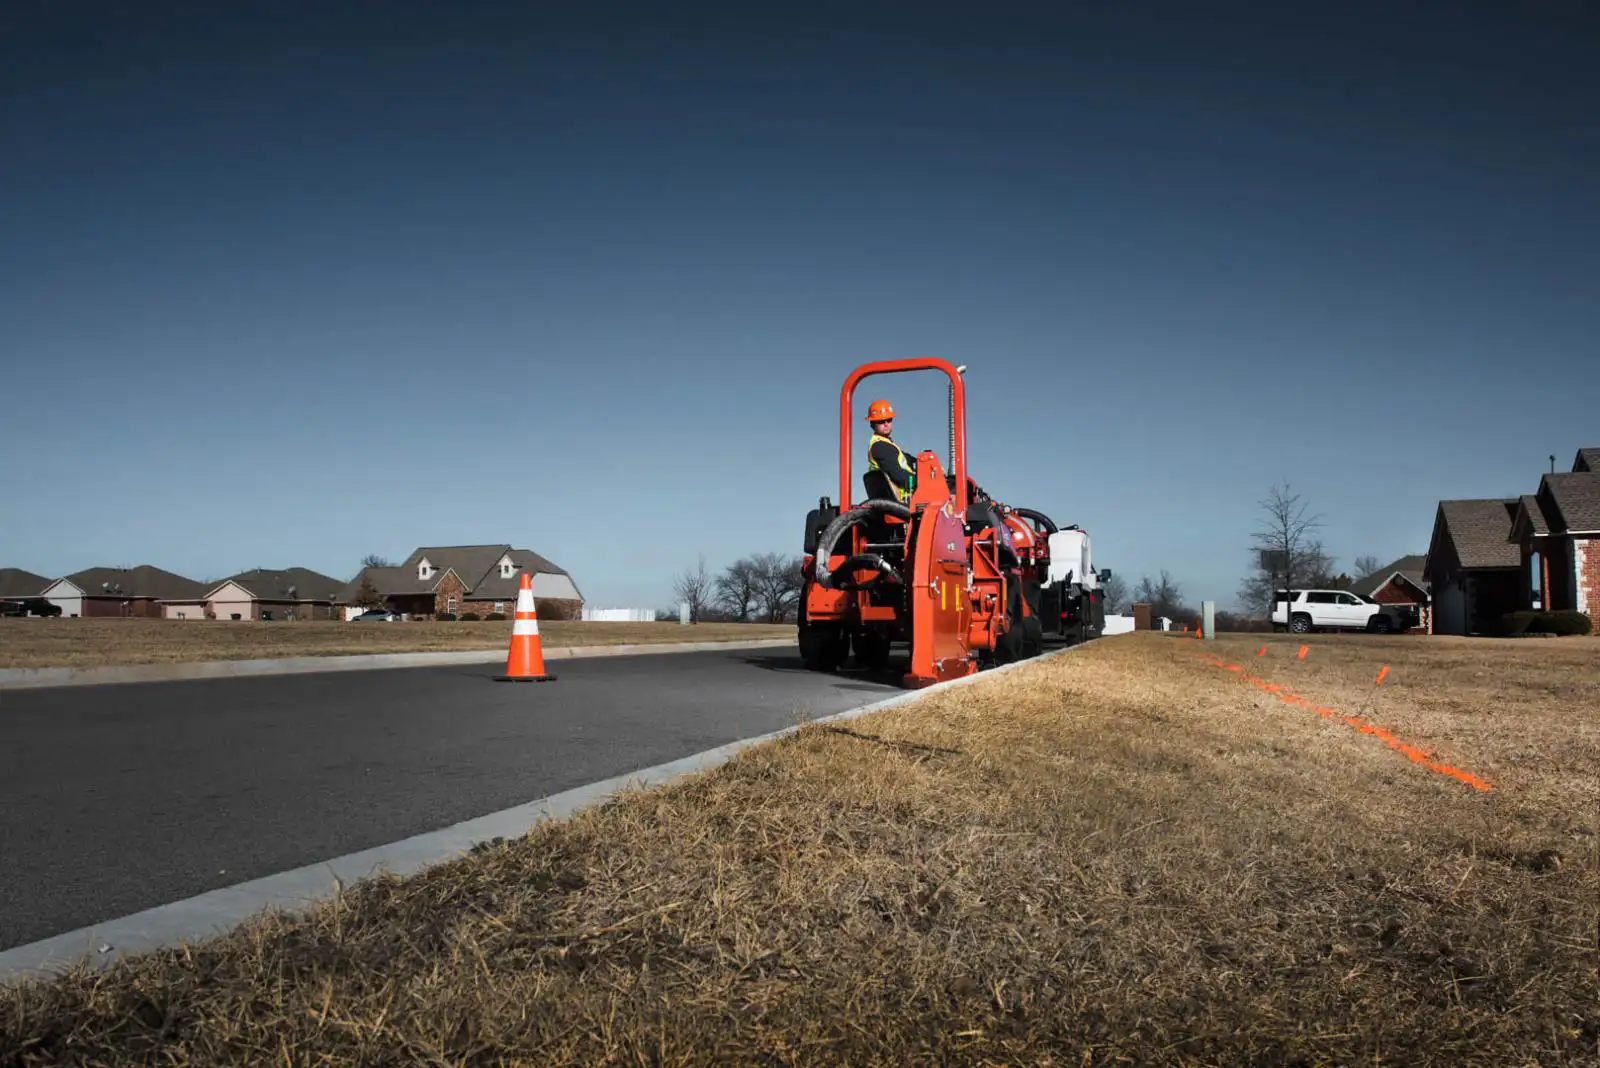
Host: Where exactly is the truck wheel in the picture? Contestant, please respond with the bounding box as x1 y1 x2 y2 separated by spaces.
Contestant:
1368 616 1392 634
1289 613 1312 634
854 631 891 670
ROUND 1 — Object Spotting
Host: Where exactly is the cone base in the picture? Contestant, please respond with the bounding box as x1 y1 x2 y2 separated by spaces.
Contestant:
494 674 557 683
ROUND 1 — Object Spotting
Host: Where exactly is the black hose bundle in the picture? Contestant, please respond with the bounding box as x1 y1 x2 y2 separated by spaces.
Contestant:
1010 507 1059 535
812 499 913 589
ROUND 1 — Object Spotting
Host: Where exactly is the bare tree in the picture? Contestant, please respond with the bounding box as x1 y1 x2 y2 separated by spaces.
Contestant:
361 553 393 569
715 557 761 622
1100 572 1129 614
1352 554 1382 580
1239 483 1336 616
1133 569 1192 624
752 552 804 623
672 554 715 624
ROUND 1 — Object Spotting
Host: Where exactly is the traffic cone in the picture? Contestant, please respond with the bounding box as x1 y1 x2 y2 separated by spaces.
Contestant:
495 574 556 683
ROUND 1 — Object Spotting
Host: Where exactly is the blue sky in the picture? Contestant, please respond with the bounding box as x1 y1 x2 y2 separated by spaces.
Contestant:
3 2 1596 609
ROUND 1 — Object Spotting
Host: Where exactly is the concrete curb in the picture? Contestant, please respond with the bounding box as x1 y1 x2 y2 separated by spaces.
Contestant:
0 638 797 691
0 641 1085 982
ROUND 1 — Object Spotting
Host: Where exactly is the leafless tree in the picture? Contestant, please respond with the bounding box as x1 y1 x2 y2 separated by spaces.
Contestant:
752 552 804 623
672 554 715 624
1100 572 1129 614
1352 554 1382 580
1239 483 1336 615
1134 569 1192 624
361 553 393 569
715 557 761 622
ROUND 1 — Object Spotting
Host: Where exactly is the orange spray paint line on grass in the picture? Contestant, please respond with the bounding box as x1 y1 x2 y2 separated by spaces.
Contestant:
1199 655 1491 792
1375 665 1390 686
1257 646 1267 657
1297 645 1309 660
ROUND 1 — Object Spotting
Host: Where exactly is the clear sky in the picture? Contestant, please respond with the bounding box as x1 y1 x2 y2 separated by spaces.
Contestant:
3 1 1596 609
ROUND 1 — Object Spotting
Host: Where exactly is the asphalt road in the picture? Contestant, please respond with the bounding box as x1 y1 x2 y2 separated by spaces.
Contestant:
0 648 899 951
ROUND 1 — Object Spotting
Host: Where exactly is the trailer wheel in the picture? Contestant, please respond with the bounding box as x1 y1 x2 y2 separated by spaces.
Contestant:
853 631 892 670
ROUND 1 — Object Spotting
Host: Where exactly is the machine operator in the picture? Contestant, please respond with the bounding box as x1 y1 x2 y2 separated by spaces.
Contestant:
865 399 917 503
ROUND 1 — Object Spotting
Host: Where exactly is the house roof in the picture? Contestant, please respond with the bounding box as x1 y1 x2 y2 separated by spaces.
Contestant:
463 548 581 601
400 544 515 589
1539 472 1600 533
1514 494 1553 538
335 564 459 601
1349 555 1430 598
216 567 347 602
1434 499 1521 571
0 567 51 598
1574 447 1600 473
62 565 208 601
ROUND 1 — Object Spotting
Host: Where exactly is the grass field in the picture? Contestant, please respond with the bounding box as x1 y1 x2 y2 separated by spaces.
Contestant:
0 619 796 669
4 632 1596 1065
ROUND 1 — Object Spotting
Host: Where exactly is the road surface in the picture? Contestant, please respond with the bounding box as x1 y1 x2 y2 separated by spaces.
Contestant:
0 647 899 951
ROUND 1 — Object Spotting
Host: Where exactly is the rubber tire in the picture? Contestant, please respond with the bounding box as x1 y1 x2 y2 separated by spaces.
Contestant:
854 631 892 670
994 580 1025 665
1289 614 1312 634
1368 616 1392 634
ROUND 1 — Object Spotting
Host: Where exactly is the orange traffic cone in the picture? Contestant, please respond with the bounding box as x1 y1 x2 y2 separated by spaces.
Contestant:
495 574 556 683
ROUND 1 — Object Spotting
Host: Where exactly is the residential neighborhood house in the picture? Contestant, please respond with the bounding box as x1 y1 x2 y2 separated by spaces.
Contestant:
1425 447 1600 635
41 565 208 618
163 567 348 621
339 544 583 620
1348 554 1431 634
0 567 52 614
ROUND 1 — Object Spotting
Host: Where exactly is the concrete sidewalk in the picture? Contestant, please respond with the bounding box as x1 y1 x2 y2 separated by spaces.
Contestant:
0 637 796 691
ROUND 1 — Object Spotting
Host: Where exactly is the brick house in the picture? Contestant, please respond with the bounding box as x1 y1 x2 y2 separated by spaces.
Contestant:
40 565 207 619
1511 448 1600 618
338 544 583 620
163 567 348 621
1349 554 1430 633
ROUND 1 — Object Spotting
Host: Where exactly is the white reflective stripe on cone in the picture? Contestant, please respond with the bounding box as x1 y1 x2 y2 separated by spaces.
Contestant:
513 618 540 636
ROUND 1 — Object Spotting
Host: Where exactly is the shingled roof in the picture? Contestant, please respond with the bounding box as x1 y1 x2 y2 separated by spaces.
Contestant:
216 567 347 602
1574 448 1600 474
0 568 50 599
1539 472 1600 533
1349 555 1430 598
59 565 207 601
1432 500 1521 571
462 548 579 601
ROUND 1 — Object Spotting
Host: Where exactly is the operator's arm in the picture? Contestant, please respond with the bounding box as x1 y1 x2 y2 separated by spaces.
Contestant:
870 439 915 490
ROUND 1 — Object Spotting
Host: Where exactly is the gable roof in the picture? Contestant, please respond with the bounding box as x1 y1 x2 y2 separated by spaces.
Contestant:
0 567 51 599
215 567 347 602
1349 554 1429 598
1429 499 1521 574
462 548 582 601
400 545 514 588
1574 448 1600 473
1538 472 1600 533
62 565 207 601
336 566 404 604
1512 494 1553 539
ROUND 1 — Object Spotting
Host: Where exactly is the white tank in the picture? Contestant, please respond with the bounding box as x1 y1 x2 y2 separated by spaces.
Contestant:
1046 529 1097 590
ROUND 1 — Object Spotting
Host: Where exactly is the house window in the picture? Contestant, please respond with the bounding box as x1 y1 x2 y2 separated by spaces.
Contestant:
500 559 515 578
494 602 503 613
447 597 458 614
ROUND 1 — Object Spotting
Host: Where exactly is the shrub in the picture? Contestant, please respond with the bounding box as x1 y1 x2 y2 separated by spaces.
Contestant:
485 612 507 621
458 612 480 622
1500 610 1592 637
436 612 457 622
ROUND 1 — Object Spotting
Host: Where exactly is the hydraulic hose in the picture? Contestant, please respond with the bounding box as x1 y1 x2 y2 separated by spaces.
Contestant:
813 499 913 589
1010 507 1059 535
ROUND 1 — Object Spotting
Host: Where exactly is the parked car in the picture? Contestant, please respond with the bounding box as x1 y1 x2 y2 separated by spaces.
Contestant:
1271 590 1410 634
1 597 61 618
352 609 403 622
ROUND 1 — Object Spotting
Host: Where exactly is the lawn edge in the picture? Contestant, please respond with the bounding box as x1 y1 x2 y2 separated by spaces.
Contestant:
0 637 798 691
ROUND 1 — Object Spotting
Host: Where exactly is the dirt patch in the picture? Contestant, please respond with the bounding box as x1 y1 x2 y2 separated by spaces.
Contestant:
3 633 1595 1065
0 620 795 669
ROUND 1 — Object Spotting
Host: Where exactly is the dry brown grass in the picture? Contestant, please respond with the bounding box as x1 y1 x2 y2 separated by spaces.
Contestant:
0 620 795 669
4 632 1596 1065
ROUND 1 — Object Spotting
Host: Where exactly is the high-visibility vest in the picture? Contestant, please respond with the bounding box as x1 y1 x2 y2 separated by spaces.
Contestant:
867 433 915 502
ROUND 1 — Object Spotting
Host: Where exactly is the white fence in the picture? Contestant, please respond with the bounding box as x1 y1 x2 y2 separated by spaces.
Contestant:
580 607 658 622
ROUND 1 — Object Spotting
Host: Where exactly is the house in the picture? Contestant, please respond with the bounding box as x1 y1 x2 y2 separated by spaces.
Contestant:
0 567 52 614
1349 554 1431 633
41 565 207 618
163 567 348 621
338 544 583 620
1512 448 1600 618
1423 500 1524 635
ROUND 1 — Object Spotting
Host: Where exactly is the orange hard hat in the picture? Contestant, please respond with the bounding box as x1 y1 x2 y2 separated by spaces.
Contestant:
866 399 895 422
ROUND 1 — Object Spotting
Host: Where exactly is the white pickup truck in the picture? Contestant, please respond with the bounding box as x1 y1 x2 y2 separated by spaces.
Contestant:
1272 589 1412 634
